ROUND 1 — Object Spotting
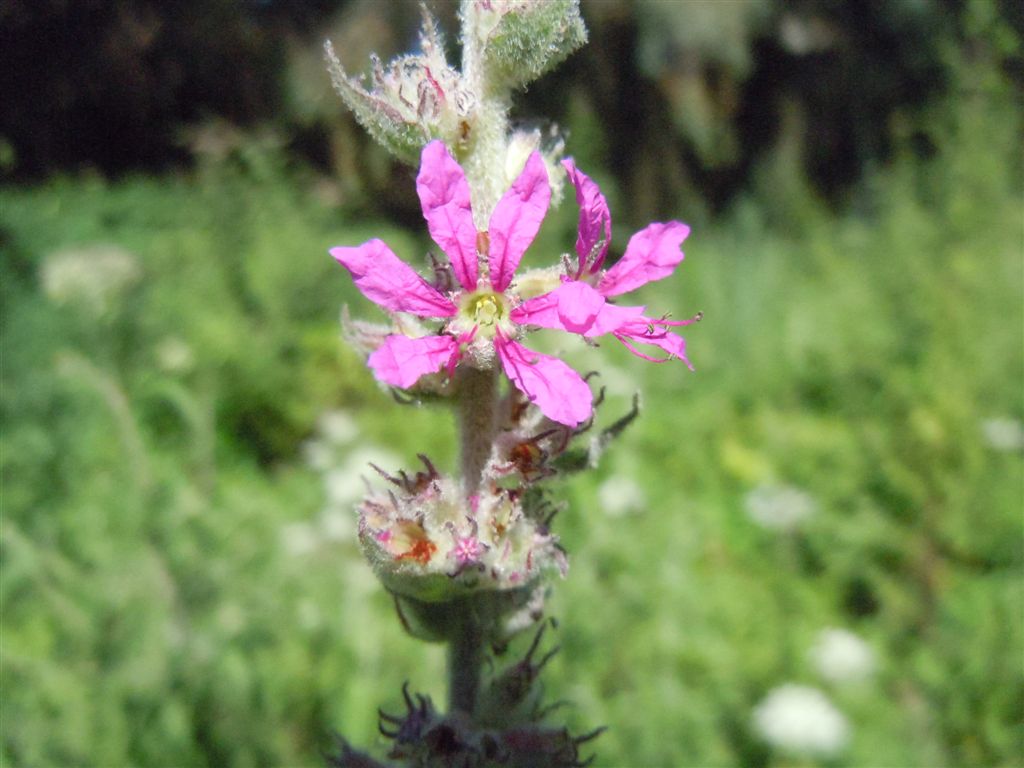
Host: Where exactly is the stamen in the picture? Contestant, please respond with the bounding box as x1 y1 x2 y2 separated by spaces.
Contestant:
615 332 672 363
655 310 703 327
583 238 607 277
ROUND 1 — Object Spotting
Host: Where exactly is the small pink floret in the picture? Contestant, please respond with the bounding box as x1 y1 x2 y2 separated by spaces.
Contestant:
454 535 482 564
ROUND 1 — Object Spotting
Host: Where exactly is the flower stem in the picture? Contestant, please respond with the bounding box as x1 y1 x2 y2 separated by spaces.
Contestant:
448 22 507 710
449 364 498 716
446 609 483 715
460 96 511 224
457 364 499 496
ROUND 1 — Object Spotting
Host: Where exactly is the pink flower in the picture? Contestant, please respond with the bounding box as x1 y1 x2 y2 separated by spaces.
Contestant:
511 159 699 365
331 141 695 428
453 535 482 565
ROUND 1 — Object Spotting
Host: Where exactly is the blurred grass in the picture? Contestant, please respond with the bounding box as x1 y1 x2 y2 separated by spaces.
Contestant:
2 52 1022 768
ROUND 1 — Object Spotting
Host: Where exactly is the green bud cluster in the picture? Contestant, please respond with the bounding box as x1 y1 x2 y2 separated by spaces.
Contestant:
325 1 585 214
463 0 587 95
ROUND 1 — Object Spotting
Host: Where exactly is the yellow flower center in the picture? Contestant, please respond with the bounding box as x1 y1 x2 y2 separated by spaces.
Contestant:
451 289 513 340
470 293 503 326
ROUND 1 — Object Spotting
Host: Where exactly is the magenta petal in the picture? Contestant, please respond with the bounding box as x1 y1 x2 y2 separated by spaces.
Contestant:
511 281 606 335
367 334 460 388
488 152 551 292
416 141 480 291
614 320 693 369
584 301 648 338
509 290 560 328
512 283 647 340
331 240 456 318
552 280 606 333
495 337 592 427
598 220 690 297
562 159 611 275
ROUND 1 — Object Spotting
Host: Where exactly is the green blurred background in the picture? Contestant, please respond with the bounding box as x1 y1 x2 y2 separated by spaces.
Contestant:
2 1 1022 765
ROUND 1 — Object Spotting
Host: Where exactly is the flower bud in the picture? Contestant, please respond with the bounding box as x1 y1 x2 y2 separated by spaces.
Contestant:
505 125 567 204
463 0 587 93
359 679 604 766
325 9 475 162
476 620 557 725
356 457 568 607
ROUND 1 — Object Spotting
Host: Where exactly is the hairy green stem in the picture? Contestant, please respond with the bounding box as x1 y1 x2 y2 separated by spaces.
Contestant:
449 364 499 715
447 609 484 715
443 12 511 720
457 364 499 496
461 96 511 224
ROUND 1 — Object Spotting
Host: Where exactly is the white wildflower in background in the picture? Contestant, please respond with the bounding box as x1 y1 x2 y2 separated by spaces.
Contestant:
317 445 402 543
590 363 635 395
324 466 363 508
281 521 319 557
347 446 403 475
318 409 359 446
981 417 1024 452
753 684 850 758
303 407 404 545
303 409 360 470
745 484 817 531
302 438 334 471
597 475 646 516
155 336 195 374
810 628 875 685
341 556 379 601
41 244 141 315
325 446 402 508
